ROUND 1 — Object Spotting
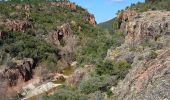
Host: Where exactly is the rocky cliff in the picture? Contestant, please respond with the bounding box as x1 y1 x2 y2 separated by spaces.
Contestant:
107 10 170 100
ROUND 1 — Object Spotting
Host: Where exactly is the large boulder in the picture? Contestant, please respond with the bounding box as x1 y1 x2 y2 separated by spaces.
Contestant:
21 82 61 100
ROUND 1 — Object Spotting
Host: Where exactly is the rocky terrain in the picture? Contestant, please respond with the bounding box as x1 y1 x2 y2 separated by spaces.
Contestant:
0 0 170 100
107 10 170 100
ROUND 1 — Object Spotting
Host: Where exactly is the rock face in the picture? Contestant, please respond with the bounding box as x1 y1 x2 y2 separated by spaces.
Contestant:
117 10 138 31
107 11 170 100
50 2 77 11
113 50 170 100
2 19 32 32
107 11 170 61
1 58 34 87
49 23 78 68
49 23 72 47
119 10 170 45
87 14 97 26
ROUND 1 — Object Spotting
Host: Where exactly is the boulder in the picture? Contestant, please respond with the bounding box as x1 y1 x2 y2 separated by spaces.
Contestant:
22 82 61 100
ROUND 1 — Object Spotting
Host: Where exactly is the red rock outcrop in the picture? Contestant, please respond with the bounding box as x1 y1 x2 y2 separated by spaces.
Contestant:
3 19 32 32
49 23 72 47
113 49 170 100
50 2 77 11
49 23 78 68
1 58 34 87
108 10 170 100
85 14 96 26
89 14 96 26
118 11 170 45
117 10 138 30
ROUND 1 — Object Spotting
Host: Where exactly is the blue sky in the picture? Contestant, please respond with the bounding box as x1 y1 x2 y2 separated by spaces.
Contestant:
70 0 145 23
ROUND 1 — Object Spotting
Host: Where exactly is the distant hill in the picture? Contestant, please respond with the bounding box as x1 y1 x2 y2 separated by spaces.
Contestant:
97 18 115 31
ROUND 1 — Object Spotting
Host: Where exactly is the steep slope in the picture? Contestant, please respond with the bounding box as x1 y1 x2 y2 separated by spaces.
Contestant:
0 0 121 99
107 10 170 100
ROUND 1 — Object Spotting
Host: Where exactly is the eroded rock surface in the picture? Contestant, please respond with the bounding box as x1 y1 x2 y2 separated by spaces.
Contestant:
1 58 34 87
1 19 32 32
107 10 170 100
49 23 78 68
113 50 170 100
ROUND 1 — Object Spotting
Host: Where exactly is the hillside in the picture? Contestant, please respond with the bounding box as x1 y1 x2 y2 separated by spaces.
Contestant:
0 0 123 99
0 0 170 100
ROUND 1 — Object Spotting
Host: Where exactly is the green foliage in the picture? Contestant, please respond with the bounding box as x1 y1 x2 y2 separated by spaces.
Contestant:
44 88 87 100
0 31 58 64
78 75 109 94
95 60 131 79
76 30 124 66
128 0 170 12
150 51 158 59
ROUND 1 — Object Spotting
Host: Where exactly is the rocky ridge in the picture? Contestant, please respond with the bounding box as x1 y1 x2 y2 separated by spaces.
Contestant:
107 10 170 100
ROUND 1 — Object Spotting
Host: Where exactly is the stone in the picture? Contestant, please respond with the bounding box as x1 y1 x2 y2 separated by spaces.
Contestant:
1 58 34 87
22 82 61 100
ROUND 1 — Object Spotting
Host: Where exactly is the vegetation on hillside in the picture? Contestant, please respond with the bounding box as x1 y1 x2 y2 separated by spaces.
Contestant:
1 0 169 99
99 0 170 31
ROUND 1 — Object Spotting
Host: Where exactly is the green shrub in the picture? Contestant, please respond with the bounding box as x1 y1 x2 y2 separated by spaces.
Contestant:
95 60 131 79
0 31 59 68
150 51 158 59
44 89 86 100
76 30 124 67
78 75 109 94
95 60 131 75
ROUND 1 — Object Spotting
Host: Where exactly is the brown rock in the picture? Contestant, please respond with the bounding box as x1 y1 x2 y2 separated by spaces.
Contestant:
49 23 72 47
114 50 170 100
4 19 32 32
50 2 77 11
1 58 34 87
119 11 170 45
49 23 78 67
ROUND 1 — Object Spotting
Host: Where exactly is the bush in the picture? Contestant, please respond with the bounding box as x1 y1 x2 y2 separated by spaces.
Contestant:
76 30 124 67
95 60 131 79
78 75 109 94
1 31 59 69
44 89 86 100
144 50 158 61
88 91 105 100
